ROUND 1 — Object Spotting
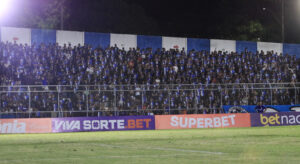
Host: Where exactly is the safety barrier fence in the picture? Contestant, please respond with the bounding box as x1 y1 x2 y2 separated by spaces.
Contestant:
1 112 300 134
1 83 299 118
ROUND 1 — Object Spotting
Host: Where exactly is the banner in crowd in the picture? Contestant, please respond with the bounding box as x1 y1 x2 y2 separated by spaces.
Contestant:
251 112 300 127
155 113 250 130
52 116 155 133
0 118 52 134
223 105 300 113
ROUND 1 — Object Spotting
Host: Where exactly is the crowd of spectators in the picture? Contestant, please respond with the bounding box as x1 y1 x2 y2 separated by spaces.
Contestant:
0 42 299 116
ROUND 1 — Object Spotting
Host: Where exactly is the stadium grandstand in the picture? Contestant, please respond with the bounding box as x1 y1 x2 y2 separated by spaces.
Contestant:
0 34 299 118
2 1 300 163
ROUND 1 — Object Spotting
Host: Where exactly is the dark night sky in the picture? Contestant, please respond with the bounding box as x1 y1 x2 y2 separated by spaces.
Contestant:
121 0 300 43
1 0 300 43
69 0 300 43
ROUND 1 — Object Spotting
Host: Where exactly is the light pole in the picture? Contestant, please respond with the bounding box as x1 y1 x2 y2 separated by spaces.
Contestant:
60 0 66 30
281 0 284 43
60 5 64 30
263 0 284 43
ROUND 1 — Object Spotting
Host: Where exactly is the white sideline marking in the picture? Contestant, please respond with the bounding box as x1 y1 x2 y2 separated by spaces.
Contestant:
2 154 187 162
150 147 223 154
97 143 224 155
102 154 186 158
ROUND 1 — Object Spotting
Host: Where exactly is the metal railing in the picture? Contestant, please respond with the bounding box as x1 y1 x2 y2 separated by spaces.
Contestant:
0 83 299 118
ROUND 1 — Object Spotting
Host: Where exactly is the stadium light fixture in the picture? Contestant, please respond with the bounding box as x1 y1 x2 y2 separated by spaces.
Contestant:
0 0 12 19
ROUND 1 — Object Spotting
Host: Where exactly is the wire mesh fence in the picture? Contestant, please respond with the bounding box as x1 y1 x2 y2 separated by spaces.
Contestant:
0 83 299 118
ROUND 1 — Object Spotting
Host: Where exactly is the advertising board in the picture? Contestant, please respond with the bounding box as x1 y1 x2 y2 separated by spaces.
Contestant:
2 112 300 134
251 112 300 127
0 118 52 134
52 116 155 133
223 105 300 113
155 114 250 130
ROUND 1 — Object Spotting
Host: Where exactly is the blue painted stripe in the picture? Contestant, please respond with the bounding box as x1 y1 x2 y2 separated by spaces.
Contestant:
31 29 56 45
283 43 300 58
137 35 162 52
236 41 257 54
187 38 210 52
84 32 110 49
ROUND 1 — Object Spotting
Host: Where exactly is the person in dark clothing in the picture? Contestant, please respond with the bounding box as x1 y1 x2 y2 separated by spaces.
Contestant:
255 102 266 113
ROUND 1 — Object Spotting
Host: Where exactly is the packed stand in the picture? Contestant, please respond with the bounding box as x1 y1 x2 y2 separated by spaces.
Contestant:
0 42 299 116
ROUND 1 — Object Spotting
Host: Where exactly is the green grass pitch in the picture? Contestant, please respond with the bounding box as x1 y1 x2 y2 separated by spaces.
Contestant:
0 126 300 164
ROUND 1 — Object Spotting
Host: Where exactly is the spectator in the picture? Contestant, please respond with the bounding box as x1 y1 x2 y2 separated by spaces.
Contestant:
255 102 266 113
0 41 298 116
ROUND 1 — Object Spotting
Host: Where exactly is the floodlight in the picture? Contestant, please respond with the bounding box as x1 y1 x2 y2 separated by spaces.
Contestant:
0 0 12 18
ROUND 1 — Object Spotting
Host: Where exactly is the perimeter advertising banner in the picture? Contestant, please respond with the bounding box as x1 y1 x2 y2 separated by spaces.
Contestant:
251 112 300 127
52 116 155 133
223 105 300 113
0 118 52 134
155 113 251 130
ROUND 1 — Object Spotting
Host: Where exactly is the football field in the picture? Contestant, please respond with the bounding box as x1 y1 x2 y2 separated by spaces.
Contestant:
0 126 299 164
